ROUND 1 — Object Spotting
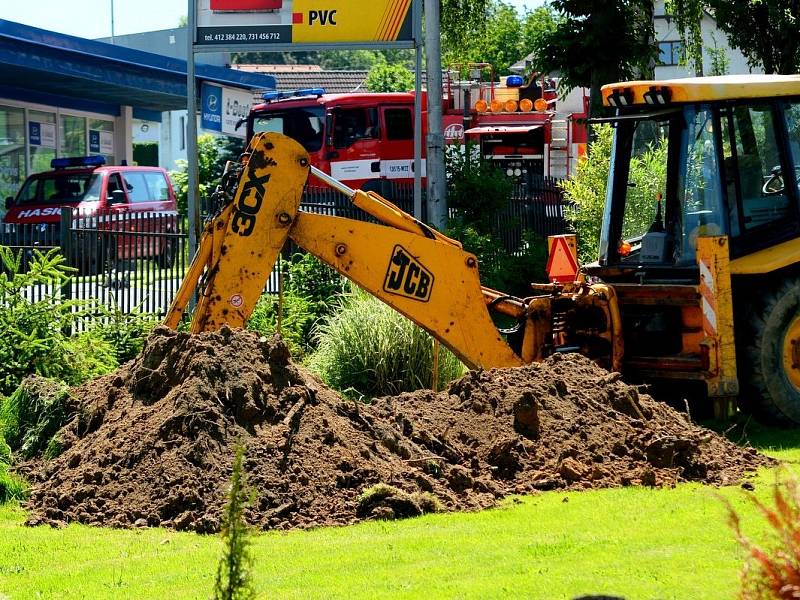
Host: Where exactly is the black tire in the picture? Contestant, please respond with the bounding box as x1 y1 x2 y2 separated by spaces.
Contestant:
740 277 800 425
156 236 177 269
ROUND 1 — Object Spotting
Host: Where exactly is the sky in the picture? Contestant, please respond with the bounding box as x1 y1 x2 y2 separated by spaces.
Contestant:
2 0 545 39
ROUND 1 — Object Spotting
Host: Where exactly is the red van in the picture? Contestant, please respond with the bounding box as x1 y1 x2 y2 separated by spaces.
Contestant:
3 156 179 270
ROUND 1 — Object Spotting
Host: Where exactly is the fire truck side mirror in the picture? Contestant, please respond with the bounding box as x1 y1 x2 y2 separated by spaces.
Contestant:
325 112 335 147
5 196 12 210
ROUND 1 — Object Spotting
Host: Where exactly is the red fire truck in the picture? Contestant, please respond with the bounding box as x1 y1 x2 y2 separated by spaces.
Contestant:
244 67 588 194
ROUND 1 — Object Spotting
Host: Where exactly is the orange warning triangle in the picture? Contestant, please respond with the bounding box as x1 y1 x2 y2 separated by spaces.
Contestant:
546 237 579 283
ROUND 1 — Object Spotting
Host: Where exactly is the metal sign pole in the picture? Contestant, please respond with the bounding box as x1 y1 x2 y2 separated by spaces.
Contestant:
413 17 423 221
187 0 199 264
414 42 425 221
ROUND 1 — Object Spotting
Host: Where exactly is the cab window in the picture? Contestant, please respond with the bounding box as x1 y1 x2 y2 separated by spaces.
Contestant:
720 104 789 235
106 173 124 202
678 105 725 262
384 108 413 140
15 173 98 205
783 102 800 199
142 172 169 201
252 107 325 152
620 120 668 242
123 172 156 203
333 108 378 148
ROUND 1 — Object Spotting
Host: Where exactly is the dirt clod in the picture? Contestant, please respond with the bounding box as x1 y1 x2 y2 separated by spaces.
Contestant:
24 326 772 532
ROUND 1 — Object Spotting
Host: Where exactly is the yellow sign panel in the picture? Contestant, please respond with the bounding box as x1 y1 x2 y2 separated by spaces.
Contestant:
292 0 413 43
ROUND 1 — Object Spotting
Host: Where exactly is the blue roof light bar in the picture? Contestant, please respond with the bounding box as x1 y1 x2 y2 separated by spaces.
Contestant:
51 155 107 169
261 87 325 102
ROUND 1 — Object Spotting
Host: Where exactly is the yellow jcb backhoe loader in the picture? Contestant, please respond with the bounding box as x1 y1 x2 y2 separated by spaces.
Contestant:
165 74 800 425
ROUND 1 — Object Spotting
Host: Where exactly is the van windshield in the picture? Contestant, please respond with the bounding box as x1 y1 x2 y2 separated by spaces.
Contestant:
16 173 102 206
252 107 325 152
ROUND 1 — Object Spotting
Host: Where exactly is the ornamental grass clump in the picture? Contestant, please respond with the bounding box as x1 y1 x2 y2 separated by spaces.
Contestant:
724 474 800 599
309 289 465 398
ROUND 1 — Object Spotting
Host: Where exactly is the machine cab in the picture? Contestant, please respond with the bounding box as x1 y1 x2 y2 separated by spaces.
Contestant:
590 75 800 282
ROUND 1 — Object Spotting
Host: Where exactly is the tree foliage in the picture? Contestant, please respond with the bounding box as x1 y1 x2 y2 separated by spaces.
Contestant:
441 1 557 76
710 0 800 74
214 445 255 600
365 62 415 92
530 0 657 117
170 134 243 217
668 0 800 74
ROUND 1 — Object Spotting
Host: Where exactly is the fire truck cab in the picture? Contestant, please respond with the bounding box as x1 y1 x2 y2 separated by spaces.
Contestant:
246 88 424 194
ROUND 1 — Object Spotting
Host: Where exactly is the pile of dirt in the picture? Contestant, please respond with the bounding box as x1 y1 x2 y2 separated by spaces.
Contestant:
23 326 772 532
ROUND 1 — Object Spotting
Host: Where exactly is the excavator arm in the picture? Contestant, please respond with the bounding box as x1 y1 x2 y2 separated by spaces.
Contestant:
164 132 619 371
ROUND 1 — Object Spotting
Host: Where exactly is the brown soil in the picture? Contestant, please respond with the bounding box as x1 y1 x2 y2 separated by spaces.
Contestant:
23 326 771 532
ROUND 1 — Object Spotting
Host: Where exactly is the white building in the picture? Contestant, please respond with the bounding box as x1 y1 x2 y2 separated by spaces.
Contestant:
653 1 763 79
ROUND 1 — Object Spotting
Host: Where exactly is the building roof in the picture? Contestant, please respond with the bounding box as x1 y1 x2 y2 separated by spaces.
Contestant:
234 65 370 94
602 74 800 106
0 20 275 118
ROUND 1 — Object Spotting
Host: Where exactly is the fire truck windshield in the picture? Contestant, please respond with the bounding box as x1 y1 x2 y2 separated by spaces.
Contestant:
15 172 102 206
252 107 325 152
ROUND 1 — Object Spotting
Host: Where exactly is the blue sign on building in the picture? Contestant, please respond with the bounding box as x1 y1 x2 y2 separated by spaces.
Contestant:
29 122 41 146
201 83 223 133
89 130 101 153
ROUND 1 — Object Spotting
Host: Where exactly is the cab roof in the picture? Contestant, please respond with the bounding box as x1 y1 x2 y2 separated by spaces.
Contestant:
602 74 800 107
250 92 416 112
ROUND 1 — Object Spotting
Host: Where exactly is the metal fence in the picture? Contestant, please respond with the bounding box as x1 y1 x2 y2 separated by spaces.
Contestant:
0 211 189 324
0 176 570 318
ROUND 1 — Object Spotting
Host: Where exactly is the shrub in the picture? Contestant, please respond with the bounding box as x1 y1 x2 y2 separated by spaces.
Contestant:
447 222 548 297
562 124 668 265
0 435 10 465
308 290 465 398
0 467 27 504
446 143 513 233
285 252 347 320
248 291 316 357
248 254 348 356
0 376 71 459
724 474 800 599
91 299 159 364
170 134 244 217
444 143 548 296
0 248 117 395
61 333 118 386
214 445 255 600
357 483 442 520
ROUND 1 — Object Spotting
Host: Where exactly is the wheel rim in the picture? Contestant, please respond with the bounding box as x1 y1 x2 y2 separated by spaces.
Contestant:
782 314 800 391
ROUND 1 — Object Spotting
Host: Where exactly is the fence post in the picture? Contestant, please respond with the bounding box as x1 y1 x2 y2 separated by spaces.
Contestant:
60 209 73 302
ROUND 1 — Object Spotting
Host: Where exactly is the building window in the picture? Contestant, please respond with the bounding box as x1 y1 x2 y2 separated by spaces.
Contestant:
0 105 26 205
60 114 87 157
658 41 684 66
28 110 57 174
89 118 115 166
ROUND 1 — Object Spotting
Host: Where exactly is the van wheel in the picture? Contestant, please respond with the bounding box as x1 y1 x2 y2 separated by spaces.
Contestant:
741 277 800 425
156 237 177 269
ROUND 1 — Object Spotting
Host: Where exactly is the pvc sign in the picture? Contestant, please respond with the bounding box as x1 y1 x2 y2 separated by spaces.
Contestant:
28 122 56 149
89 130 114 155
201 83 251 138
195 0 414 46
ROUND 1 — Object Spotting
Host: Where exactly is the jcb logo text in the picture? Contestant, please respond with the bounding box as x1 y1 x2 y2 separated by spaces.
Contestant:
231 171 270 237
383 245 433 302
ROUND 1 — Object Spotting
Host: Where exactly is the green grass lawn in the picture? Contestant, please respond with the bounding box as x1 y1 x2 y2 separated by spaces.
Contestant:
1 426 797 600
